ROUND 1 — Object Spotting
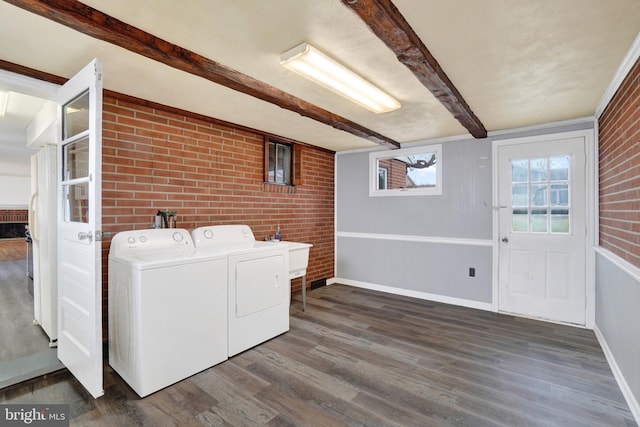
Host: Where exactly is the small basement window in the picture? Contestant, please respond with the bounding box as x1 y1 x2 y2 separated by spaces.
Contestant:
264 138 303 187
268 140 292 184
369 144 442 196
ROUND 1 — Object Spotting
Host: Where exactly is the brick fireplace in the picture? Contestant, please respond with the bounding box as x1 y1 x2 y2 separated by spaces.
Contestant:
0 209 29 239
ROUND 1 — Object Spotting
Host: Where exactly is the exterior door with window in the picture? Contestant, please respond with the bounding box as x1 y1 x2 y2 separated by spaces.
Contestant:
498 136 586 325
57 59 103 398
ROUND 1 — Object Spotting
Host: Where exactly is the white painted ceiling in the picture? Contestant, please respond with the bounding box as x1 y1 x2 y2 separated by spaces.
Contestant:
0 0 639 177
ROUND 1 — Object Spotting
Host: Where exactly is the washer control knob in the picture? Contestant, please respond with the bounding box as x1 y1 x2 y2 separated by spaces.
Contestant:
204 229 214 239
127 236 136 244
139 235 148 243
172 232 184 242
242 228 248 235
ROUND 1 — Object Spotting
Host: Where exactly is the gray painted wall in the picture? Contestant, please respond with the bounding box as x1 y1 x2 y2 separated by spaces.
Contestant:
337 236 493 302
337 138 492 239
336 137 493 302
596 252 640 412
335 120 594 304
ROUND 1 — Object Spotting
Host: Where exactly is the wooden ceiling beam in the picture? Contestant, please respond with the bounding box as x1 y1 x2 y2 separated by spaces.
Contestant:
0 58 336 154
342 0 488 139
5 0 401 149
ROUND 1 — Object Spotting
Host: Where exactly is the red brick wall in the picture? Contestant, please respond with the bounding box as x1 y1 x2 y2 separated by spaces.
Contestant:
100 94 335 323
599 57 640 265
0 209 28 223
378 158 408 189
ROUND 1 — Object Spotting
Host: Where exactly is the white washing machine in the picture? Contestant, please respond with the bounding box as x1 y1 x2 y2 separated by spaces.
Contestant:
108 228 228 397
192 225 290 356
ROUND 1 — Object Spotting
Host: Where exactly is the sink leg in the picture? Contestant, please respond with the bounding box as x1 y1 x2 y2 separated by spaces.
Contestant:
302 276 306 312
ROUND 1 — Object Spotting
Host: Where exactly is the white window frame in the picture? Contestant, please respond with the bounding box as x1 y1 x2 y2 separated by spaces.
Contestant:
369 144 442 197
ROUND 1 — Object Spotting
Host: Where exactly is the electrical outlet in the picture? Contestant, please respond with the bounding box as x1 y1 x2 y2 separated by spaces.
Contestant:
469 267 475 277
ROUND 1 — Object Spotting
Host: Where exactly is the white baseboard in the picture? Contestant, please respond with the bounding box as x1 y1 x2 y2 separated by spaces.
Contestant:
328 277 493 311
594 324 640 424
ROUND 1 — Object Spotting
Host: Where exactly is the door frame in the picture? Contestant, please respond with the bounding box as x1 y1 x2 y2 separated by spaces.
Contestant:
491 128 597 328
0 70 63 390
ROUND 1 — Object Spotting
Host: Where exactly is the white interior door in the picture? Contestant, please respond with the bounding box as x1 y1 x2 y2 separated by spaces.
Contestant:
498 136 586 325
56 59 103 398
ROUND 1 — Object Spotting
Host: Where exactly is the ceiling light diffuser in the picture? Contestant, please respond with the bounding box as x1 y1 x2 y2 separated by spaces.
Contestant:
280 42 400 114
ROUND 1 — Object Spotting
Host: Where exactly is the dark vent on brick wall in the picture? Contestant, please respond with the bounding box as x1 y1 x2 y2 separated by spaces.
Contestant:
310 278 327 290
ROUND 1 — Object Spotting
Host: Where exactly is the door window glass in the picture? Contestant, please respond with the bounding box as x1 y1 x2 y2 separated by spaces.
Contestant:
63 90 90 139
63 137 89 180
61 137 90 224
63 183 89 223
510 156 571 234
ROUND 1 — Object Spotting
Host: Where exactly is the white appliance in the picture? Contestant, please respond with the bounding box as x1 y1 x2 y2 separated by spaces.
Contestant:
28 143 58 345
192 225 290 357
108 228 228 397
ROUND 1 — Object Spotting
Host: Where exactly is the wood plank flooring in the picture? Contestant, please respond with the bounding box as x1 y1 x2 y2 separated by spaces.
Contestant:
0 284 636 426
0 239 27 261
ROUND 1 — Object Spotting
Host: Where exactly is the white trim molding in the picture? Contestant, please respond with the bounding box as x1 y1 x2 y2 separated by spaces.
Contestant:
336 231 492 247
594 324 640 424
596 32 640 118
488 116 595 138
594 247 640 424
595 246 640 281
328 277 493 312
0 69 59 100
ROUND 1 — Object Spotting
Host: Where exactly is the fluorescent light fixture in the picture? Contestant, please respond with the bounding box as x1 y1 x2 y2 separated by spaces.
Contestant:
0 91 8 118
280 42 400 114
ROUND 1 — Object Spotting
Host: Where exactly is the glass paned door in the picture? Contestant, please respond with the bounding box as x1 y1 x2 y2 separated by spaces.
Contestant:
498 135 587 326
510 156 571 234
56 59 103 399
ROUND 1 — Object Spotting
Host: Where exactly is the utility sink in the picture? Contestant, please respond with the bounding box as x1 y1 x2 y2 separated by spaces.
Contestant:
278 241 312 311
284 241 312 278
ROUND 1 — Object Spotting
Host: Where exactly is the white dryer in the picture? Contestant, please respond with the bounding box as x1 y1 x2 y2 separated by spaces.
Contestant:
108 228 227 397
192 225 290 356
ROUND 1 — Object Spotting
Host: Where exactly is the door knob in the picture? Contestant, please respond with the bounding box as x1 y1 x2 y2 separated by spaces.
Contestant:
78 231 93 242
501 237 509 243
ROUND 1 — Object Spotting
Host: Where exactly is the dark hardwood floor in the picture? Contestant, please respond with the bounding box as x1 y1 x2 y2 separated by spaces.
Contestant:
0 284 636 426
0 259 51 363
